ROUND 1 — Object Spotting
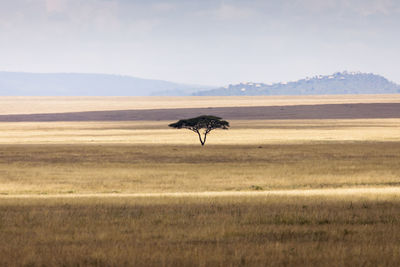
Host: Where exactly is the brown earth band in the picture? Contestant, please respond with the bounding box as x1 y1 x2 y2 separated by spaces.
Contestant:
0 103 399 122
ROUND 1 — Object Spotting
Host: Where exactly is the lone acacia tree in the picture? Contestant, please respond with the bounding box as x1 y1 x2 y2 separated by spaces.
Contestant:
169 115 229 146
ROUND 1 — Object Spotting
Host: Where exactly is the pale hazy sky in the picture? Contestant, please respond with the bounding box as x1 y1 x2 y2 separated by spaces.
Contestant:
1 0 399 85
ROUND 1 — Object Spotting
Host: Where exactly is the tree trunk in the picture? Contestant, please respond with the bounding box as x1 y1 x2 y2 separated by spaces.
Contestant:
196 130 205 146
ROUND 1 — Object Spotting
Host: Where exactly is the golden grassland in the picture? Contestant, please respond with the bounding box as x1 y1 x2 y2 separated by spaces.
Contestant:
1 195 400 266
0 119 399 195
0 119 399 144
1 114 400 266
1 94 400 115
0 141 399 195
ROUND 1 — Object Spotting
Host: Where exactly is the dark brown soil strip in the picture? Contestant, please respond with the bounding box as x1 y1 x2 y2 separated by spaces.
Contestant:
0 103 399 122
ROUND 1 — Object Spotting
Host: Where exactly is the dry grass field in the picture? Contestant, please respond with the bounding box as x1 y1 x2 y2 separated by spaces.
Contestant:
1 96 400 266
1 195 400 266
1 95 400 115
0 119 399 144
0 141 400 195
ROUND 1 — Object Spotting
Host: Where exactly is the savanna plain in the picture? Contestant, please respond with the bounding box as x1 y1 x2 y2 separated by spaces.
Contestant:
1 96 400 266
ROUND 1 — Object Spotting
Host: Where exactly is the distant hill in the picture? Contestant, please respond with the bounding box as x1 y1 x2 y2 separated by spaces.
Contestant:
2 71 399 97
194 72 400 96
0 72 211 96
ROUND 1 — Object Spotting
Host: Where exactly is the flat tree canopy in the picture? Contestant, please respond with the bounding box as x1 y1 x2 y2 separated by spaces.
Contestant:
169 115 229 146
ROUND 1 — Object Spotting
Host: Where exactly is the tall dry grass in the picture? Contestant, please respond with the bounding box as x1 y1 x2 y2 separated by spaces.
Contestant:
1 195 400 266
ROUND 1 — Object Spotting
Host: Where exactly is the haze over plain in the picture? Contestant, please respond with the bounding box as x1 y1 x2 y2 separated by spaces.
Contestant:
1 0 400 87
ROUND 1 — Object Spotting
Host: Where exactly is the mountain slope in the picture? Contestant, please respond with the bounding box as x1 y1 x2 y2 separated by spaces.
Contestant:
194 72 400 96
0 72 210 96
